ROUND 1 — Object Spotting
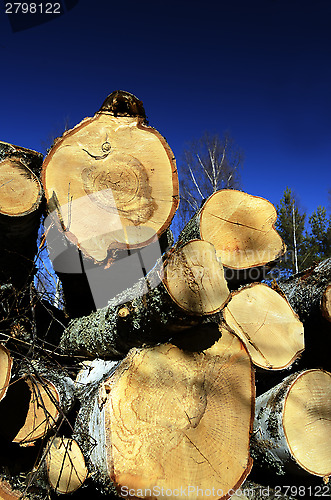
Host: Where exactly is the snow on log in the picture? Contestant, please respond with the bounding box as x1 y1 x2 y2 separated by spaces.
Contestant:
178 190 285 283
41 90 179 265
278 258 331 325
223 283 304 370
252 369 331 480
60 240 230 358
73 329 254 499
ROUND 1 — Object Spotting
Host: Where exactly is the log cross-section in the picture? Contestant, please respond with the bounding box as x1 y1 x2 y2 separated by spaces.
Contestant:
179 190 285 279
41 91 179 265
74 329 254 499
223 283 304 370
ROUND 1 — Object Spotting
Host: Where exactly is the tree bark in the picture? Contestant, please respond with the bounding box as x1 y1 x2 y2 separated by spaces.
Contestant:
277 258 331 370
251 369 331 480
59 240 230 358
0 344 12 402
278 258 331 324
73 329 254 499
41 91 179 266
178 189 285 285
222 283 304 370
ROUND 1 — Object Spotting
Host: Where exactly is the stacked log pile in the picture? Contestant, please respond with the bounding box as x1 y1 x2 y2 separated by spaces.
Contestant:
0 90 330 500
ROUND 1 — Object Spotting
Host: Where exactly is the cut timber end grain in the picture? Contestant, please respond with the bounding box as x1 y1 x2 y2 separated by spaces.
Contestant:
322 285 331 323
200 190 285 269
13 376 60 445
102 329 254 499
0 479 23 499
0 345 12 402
46 437 88 494
223 283 304 369
253 370 331 479
283 370 331 477
41 94 179 263
0 158 42 217
163 240 230 315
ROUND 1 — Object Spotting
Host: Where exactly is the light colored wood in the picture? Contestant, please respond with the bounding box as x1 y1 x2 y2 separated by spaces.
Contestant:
0 479 23 499
93 329 254 499
200 190 285 270
283 370 331 477
42 106 179 263
46 437 88 494
253 370 331 480
223 283 304 369
13 376 60 445
0 159 42 217
163 240 230 314
0 345 12 402
321 284 331 322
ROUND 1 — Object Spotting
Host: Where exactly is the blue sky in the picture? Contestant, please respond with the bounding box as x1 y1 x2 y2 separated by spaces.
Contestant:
1 0 330 225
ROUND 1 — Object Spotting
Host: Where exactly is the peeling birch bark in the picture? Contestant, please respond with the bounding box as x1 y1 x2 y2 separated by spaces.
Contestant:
59 240 230 358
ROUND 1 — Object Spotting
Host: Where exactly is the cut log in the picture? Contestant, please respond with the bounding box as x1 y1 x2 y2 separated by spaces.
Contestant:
322 284 331 322
223 283 304 370
45 437 88 494
179 190 285 283
0 345 12 402
0 364 75 446
278 258 331 325
278 258 331 370
59 240 230 358
252 369 331 480
41 90 179 265
0 143 43 289
74 328 254 499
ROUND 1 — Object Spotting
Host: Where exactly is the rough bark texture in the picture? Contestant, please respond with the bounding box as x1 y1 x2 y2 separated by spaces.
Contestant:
59 241 228 358
277 258 331 370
